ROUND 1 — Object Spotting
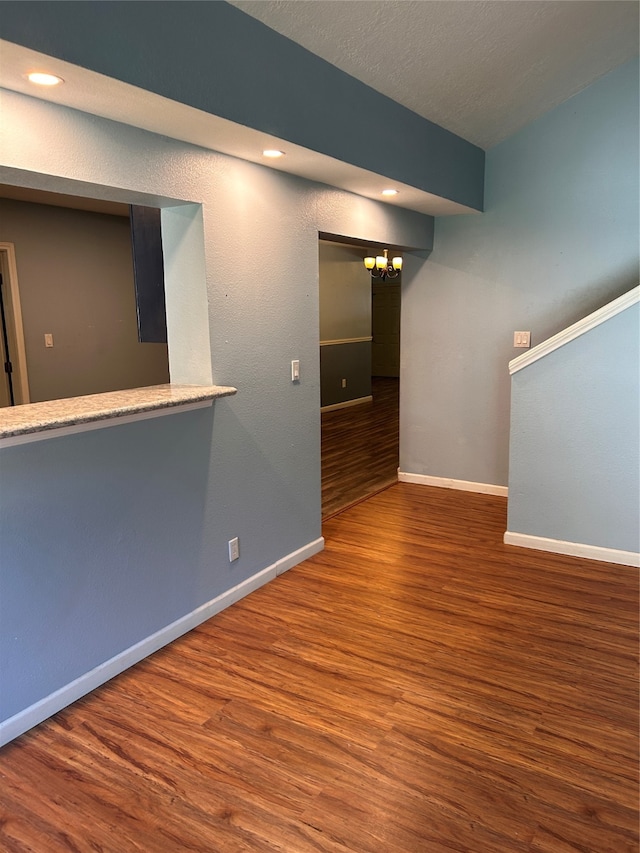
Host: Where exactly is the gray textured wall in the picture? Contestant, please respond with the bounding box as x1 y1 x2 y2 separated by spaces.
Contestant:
320 342 372 408
319 241 370 341
0 198 169 402
319 241 372 407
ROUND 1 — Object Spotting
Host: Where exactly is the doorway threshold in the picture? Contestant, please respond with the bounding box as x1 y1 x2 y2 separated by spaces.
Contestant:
322 478 398 523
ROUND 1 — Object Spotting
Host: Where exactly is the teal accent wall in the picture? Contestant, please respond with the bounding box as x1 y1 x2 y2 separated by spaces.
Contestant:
0 0 484 210
400 59 640 493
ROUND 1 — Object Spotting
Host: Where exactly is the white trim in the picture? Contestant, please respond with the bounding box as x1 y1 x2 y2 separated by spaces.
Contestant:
321 395 372 413
319 336 372 347
276 536 324 575
0 536 325 747
398 471 508 497
0 400 213 447
0 243 30 404
504 531 639 568
509 285 639 375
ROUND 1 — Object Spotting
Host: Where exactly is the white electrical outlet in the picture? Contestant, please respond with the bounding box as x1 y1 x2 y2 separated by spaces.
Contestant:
341 378 347 388
228 537 240 562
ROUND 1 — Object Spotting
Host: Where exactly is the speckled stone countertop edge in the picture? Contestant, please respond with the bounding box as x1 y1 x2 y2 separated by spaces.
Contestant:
0 384 238 439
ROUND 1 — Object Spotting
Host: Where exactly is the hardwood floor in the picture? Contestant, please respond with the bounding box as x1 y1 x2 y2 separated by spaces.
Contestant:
1 484 638 852
322 376 399 519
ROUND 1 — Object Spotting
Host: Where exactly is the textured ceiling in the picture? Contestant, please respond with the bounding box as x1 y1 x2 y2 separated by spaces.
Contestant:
229 0 639 149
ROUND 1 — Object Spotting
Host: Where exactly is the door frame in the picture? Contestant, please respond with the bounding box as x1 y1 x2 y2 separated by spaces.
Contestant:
0 242 30 404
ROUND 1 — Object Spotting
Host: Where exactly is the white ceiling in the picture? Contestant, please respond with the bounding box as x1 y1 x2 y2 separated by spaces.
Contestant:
229 0 639 149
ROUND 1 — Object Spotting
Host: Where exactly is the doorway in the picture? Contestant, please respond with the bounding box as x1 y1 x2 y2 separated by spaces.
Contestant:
0 243 30 406
319 238 401 519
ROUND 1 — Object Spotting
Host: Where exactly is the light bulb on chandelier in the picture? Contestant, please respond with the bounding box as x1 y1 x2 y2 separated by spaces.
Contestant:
363 248 402 280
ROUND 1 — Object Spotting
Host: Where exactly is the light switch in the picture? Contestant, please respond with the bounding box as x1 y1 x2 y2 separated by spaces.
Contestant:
44 333 54 348
291 359 300 382
513 331 531 348
228 537 240 562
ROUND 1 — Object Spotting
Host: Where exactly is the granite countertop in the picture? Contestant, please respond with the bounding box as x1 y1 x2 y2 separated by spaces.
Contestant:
0 384 237 440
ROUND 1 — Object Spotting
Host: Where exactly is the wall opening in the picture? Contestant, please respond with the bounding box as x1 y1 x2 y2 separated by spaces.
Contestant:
0 172 213 405
318 236 401 519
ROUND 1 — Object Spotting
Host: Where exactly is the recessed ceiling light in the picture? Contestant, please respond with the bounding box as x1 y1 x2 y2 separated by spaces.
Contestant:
381 189 399 197
262 149 285 158
25 71 64 87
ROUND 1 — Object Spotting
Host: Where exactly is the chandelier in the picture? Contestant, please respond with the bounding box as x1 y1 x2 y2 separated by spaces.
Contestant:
363 248 402 280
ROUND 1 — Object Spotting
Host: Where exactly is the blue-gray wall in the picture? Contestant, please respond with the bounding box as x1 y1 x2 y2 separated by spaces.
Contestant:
0 90 434 727
320 342 372 408
400 58 640 489
1 411 218 715
0 0 484 210
1 3 637 735
507 302 639 554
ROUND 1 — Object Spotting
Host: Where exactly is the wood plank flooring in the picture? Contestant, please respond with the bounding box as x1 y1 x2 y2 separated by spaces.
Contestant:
321 377 399 519
1 484 638 852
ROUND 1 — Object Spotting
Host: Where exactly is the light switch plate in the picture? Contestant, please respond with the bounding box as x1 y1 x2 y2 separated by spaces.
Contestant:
513 331 531 348
228 537 240 562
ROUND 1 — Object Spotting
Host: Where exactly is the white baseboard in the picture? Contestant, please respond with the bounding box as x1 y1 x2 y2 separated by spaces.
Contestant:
398 471 508 497
0 536 324 747
275 537 324 575
321 396 372 413
504 531 639 567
